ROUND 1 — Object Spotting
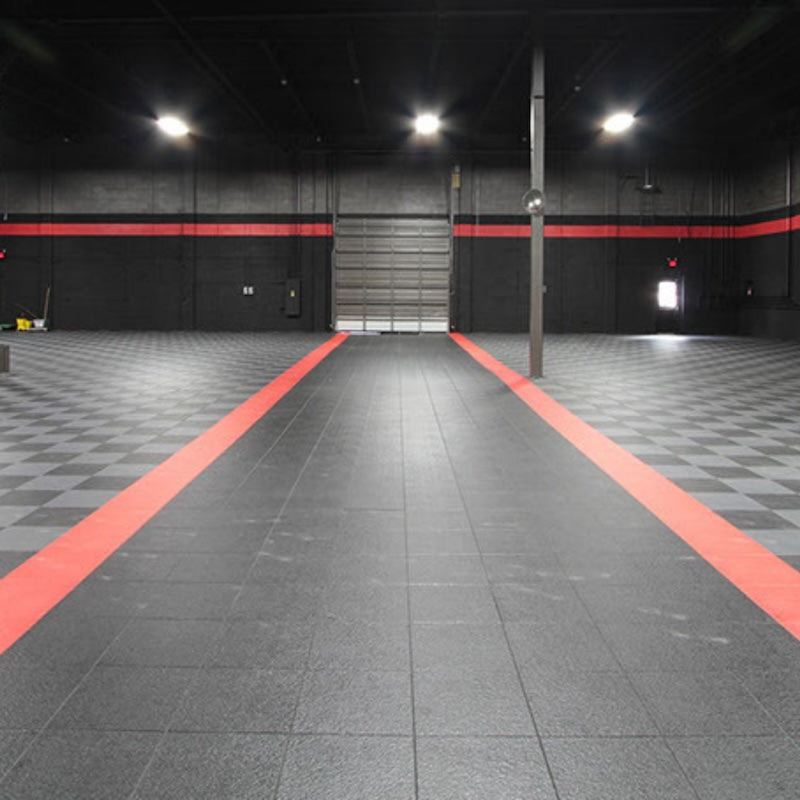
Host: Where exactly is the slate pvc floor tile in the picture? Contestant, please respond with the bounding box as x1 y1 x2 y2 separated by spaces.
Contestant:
2 332 800 798
0 730 159 800
276 735 415 800
416 736 557 800
169 668 302 733
668 735 800 800
130 732 285 800
543 737 697 800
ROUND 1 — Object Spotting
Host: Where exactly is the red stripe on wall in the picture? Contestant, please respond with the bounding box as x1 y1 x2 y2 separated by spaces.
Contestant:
454 223 737 239
0 215 798 240
450 332 800 641
0 222 333 237
0 332 348 656
734 217 791 238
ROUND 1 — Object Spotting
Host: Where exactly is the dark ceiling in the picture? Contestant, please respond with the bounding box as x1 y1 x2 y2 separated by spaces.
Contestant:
1 1 800 154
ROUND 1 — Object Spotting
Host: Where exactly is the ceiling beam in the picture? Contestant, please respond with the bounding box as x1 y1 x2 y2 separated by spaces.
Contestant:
474 37 529 132
258 40 321 140
150 0 283 147
347 38 371 135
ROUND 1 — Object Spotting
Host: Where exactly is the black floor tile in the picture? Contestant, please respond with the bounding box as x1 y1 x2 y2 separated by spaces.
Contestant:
0 730 159 800
412 623 515 673
543 737 697 800
131 732 285 800
3 616 126 671
292 669 412 735
48 666 195 731
669 735 800 800
629 670 782 736
504 620 621 674
413 665 534 736
309 619 408 672
169 668 302 733
416 736 557 800
0 663 85 729
410 585 500 624
207 620 314 669
275 735 415 800
0 730 37 777
522 668 658 736
99 620 224 667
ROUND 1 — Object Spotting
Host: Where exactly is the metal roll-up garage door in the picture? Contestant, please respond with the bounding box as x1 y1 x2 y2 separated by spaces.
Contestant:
334 217 451 332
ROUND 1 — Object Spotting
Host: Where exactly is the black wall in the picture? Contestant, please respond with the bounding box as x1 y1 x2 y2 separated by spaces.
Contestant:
733 139 800 340
0 135 795 337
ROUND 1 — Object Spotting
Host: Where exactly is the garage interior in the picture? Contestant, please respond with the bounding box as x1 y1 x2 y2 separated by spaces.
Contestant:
2 2 800 799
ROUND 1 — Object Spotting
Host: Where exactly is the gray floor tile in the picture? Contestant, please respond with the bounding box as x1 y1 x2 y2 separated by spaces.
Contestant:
131 733 285 800
207 620 314 669
543 737 697 800
412 623 515 672
293 669 412 734
492 581 594 624
0 730 37 778
170 668 302 732
628 670 782 735
276 735 415 800
309 619 408 671
0 663 85 728
99 620 224 667
736 669 800 737
3 615 126 671
416 736 557 800
0 730 159 800
669 736 800 800
410 585 500 623
505 620 621 674
522 668 659 736
414 665 534 736
408 554 487 584
48 666 195 731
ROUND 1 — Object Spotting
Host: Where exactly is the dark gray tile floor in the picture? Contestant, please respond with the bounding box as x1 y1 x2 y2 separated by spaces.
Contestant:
472 333 800 561
0 332 799 799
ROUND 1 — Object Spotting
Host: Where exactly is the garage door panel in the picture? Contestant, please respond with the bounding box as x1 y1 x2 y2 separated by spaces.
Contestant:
334 217 450 332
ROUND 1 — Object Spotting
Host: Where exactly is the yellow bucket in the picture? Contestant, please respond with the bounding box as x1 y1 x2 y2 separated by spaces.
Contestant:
16 318 32 331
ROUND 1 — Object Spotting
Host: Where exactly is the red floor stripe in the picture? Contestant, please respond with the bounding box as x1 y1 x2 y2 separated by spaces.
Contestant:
0 333 348 656
450 332 800 640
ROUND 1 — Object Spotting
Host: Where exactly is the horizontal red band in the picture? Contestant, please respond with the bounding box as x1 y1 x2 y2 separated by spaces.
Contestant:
453 221 792 239
450 332 800 640
0 222 333 237
0 216 797 240
0 332 349 656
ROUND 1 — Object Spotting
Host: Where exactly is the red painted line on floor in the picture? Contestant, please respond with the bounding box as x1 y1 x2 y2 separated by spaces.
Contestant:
450 332 800 640
0 333 348 656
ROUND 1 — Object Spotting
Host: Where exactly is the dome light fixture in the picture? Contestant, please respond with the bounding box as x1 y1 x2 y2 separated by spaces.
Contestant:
156 116 190 137
602 111 635 133
414 113 440 135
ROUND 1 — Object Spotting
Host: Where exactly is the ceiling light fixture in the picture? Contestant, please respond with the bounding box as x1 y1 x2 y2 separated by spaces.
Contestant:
156 116 190 137
602 111 635 133
415 113 440 135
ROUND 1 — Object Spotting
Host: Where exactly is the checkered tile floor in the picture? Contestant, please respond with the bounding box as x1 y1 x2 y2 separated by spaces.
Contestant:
471 333 800 563
0 332 330 577
3 331 800 579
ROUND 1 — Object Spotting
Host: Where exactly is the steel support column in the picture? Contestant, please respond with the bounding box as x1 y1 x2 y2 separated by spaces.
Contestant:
529 44 545 378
